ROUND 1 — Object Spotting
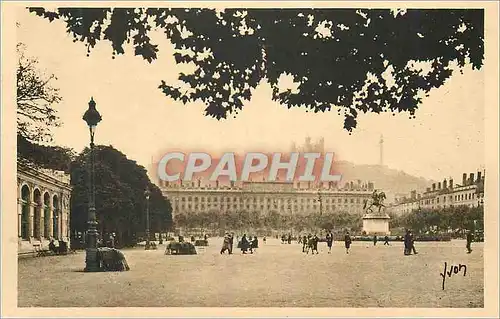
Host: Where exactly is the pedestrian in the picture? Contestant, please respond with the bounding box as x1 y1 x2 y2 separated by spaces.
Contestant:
311 234 319 254
302 235 307 252
344 231 352 254
220 233 231 254
466 230 473 254
229 232 234 254
383 235 390 245
404 229 412 255
326 231 334 254
251 236 259 254
287 234 292 244
263 236 267 244
241 234 249 254
410 231 418 254
373 235 378 246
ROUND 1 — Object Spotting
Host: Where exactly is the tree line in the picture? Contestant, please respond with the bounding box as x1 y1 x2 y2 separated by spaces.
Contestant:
390 205 484 236
174 209 363 236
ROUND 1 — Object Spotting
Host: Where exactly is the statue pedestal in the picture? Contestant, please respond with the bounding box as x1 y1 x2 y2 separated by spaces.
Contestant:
362 213 391 235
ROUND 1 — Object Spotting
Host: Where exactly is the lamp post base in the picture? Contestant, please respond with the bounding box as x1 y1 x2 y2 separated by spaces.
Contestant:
84 247 101 272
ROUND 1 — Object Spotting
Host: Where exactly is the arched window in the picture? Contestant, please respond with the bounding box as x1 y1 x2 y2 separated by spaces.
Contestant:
33 189 42 239
43 192 51 238
53 195 59 239
21 185 30 239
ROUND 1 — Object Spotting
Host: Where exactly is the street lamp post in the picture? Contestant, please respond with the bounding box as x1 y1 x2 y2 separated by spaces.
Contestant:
145 188 151 250
83 97 102 272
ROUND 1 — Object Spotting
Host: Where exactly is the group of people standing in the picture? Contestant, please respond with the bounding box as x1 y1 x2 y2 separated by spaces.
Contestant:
220 233 259 254
300 231 352 254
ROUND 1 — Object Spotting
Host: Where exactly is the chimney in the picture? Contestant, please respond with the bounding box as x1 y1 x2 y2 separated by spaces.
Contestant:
477 171 482 183
443 179 447 189
462 173 467 186
350 181 354 189
216 180 219 188
449 179 453 189
438 182 441 190
198 179 201 188
469 173 474 185
432 183 436 191
426 187 431 192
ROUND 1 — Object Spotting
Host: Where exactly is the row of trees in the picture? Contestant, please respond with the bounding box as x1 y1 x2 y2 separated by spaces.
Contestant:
174 210 364 236
390 205 484 235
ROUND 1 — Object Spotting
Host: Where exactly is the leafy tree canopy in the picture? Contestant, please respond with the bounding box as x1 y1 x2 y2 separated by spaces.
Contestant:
70 145 173 246
17 42 62 142
29 8 483 131
17 134 76 172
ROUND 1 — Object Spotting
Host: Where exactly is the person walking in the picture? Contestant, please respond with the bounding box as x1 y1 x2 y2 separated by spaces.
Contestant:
302 235 308 253
229 232 234 254
410 231 418 255
466 230 474 254
326 231 334 254
404 229 411 255
311 234 319 254
383 235 390 245
220 233 231 254
373 235 378 246
344 231 352 254
240 234 250 254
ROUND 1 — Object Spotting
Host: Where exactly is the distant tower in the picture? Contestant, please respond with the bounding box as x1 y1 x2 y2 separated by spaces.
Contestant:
379 135 384 166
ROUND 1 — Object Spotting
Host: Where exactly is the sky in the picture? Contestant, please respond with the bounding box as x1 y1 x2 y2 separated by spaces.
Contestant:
16 8 485 182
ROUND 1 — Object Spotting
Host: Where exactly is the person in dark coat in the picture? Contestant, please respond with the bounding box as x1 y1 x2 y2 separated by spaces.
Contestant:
229 233 234 254
250 236 258 254
326 231 334 254
383 235 390 245
311 234 319 254
240 234 249 254
302 235 307 252
344 231 352 254
410 231 418 254
220 233 231 254
373 235 378 246
404 230 412 255
466 230 473 254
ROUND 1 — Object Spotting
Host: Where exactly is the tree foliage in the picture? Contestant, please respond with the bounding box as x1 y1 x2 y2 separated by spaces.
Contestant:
70 145 173 247
17 134 76 172
174 209 363 236
29 8 483 131
17 42 62 142
392 205 484 235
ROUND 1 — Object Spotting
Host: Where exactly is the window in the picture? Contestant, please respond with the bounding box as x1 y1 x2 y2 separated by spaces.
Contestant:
350 199 354 204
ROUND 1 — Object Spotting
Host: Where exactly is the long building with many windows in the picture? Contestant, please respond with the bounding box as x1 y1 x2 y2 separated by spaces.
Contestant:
159 180 376 218
389 170 485 216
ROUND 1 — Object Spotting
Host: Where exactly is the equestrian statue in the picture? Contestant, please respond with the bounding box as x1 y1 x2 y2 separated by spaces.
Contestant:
363 189 387 214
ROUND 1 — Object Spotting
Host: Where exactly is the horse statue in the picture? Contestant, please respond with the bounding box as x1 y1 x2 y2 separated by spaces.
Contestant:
363 190 387 214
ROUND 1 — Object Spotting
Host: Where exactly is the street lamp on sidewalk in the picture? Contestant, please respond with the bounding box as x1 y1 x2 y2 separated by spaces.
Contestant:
83 97 102 272
145 187 151 250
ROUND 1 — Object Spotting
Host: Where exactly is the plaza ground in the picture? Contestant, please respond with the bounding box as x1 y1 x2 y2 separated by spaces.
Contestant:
18 238 483 307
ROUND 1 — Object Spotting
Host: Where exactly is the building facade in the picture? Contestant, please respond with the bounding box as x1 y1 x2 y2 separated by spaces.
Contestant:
17 163 72 253
389 170 485 215
160 180 375 218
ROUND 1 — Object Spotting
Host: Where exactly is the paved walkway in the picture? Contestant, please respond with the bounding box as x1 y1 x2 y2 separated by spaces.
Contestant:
18 239 483 307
